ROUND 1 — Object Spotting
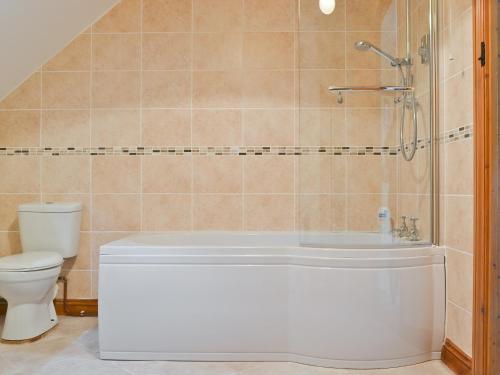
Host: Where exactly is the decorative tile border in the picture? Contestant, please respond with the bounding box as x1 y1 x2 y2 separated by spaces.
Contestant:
0 126 472 157
442 125 473 144
0 145 399 157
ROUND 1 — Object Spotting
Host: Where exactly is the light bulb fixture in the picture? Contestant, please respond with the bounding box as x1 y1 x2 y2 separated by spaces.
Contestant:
319 0 336 15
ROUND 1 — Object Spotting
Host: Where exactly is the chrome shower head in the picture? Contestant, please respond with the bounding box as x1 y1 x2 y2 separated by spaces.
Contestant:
355 40 372 51
354 40 401 67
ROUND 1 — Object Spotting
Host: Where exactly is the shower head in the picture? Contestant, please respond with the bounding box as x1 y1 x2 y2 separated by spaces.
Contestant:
354 40 401 67
354 40 372 51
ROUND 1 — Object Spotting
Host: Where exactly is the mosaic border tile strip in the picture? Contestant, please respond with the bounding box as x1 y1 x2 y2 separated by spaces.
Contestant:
442 125 473 144
0 145 400 157
0 126 472 157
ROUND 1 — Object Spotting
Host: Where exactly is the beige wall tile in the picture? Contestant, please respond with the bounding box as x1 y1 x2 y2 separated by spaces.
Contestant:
346 0 396 31
245 195 294 230
445 139 473 195
347 194 397 232
299 32 345 69
142 33 192 70
445 195 473 254
331 195 347 231
142 71 191 108
346 108 396 146
92 34 140 71
299 0 346 31
243 109 294 146
141 109 191 145
446 302 472 357
93 0 141 33
0 157 40 193
92 71 140 108
43 72 90 109
41 156 90 194
243 0 294 31
398 156 419 194
0 194 39 231
443 68 473 130
143 0 192 32
142 156 192 193
193 194 243 230
42 110 90 147
243 32 293 69
91 109 140 146
0 110 40 147
193 0 243 32
57 270 91 299
244 156 294 193
92 156 140 193
0 231 22 257
347 156 397 194
242 70 293 108
299 69 345 108
299 194 333 231
446 248 473 312
299 155 331 194
194 33 242 70
92 194 140 231
142 194 191 231
193 156 242 193
42 194 91 231
0 73 41 110
193 71 242 108
43 35 91 71
299 109 333 146
192 110 242 146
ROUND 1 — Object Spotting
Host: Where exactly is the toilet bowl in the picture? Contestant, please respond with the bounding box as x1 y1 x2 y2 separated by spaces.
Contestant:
0 202 81 341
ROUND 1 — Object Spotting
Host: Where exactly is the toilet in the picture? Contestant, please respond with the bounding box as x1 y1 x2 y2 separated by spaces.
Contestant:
0 202 82 341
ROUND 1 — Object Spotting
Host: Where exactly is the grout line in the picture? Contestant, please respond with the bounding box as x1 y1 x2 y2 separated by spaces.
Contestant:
89 21 95 298
190 0 195 232
447 300 473 316
139 0 144 234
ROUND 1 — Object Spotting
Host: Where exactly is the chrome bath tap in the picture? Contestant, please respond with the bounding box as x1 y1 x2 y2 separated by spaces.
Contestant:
409 217 420 241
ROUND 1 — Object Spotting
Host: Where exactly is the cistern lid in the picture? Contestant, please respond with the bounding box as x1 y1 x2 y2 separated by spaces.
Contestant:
18 202 82 213
0 252 63 272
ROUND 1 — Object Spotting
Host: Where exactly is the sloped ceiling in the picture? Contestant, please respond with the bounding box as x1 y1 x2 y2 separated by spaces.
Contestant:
0 0 120 100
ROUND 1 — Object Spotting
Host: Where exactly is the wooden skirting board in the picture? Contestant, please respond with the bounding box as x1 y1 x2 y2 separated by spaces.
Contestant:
0 298 97 317
441 339 472 375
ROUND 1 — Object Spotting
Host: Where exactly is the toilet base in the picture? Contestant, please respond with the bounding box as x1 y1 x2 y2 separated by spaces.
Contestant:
1 301 58 341
1 321 58 344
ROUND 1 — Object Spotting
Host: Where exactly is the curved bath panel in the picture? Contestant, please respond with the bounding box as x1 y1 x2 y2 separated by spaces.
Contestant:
98 232 445 369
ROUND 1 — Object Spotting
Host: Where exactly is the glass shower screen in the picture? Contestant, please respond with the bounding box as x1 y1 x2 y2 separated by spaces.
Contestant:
298 0 434 247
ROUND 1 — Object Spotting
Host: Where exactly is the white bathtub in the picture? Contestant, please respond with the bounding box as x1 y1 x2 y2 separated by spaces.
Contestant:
98 232 445 369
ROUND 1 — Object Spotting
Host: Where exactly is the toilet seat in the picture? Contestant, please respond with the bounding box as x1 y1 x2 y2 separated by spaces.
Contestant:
0 252 63 272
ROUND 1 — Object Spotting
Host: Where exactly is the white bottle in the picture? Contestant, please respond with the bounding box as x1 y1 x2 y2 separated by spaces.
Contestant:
378 206 392 236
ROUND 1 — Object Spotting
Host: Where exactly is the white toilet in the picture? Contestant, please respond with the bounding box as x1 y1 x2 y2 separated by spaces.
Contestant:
0 202 82 341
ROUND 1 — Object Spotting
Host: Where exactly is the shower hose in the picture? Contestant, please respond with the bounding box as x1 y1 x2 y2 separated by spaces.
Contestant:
400 91 418 161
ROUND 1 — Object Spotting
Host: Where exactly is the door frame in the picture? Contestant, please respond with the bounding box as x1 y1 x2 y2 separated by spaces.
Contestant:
473 0 496 374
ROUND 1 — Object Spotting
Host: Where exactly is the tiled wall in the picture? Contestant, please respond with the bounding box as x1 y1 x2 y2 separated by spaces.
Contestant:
0 0 411 299
439 0 474 357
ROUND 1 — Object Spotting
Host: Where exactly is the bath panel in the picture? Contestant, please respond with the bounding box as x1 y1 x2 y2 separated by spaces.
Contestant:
98 232 445 369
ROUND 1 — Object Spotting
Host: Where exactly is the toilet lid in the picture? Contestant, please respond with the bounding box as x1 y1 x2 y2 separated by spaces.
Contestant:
0 252 63 272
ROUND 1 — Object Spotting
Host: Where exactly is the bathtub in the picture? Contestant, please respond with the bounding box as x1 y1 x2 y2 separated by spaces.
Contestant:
98 232 445 369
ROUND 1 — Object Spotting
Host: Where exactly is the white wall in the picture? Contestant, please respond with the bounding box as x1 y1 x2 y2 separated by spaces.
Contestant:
0 0 119 100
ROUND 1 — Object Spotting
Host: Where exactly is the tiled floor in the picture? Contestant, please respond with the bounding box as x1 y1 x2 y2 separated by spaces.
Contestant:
0 316 454 375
